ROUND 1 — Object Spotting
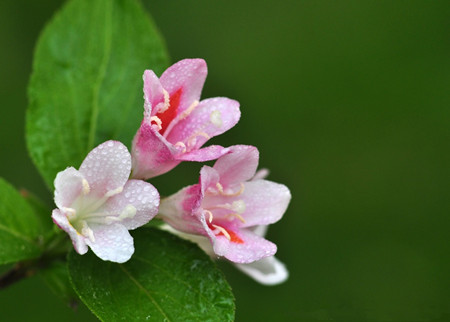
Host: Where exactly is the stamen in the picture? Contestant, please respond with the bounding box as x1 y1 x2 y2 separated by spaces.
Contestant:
174 141 187 153
225 213 246 223
204 210 214 223
158 89 170 113
209 200 246 214
82 179 90 195
187 131 210 148
179 100 199 120
150 116 162 131
119 205 137 219
163 100 200 138
105 186 123 198
63 207 77 220
104 205 137 224
212 224 231 240
210 110 223 128
215 182 245 197
81 220 95 242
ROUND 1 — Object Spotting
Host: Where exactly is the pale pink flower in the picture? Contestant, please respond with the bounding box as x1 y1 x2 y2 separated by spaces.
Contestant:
131 59 240 179
52 141 159 263
159 145 291 264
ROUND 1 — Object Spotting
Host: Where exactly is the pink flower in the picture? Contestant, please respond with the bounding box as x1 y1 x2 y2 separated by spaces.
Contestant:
159 145 291 264
131 59 240 179
52 141 159 263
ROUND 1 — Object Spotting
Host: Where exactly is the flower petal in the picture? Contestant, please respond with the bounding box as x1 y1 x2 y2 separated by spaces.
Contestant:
166 97 240 150
241 180 291 227
160 59 207 114
131 122 180 179
143 70 165 115
86 223 134 263
52 209 88 255
213 145 259 186
159 184 204 235
199 165 220 196
79 141 131 197
103 180 160 230
54 167 85 209
234 256 289 285
211 228 277 264
176 145 229 162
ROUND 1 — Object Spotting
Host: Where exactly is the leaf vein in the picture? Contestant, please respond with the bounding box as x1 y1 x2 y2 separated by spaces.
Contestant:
87 0 113 150
118 264 171 321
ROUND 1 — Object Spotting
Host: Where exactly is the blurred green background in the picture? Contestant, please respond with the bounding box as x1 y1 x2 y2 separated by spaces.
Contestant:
1 0 450 321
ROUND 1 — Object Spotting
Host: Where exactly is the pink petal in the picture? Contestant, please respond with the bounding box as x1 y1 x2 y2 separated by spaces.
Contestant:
241 180 291 227
211 228 277 264
103 180 160 230
159 185 204 235
251 168 270 181
176 145 229 162
79 141 131 197
166 97 240 150
143 70 165 116
199 166 220 196
86 223 134 263
234 255 289 285
160 59 207 114
54 167 85 209
131 121 180 179
213 145 259 186
51 209 88 255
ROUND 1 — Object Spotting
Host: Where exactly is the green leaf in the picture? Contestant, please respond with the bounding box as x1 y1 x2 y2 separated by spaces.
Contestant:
0 178 44 265
39 259 79 307
27 0 169 188
68 228 235 321
21 189 54 235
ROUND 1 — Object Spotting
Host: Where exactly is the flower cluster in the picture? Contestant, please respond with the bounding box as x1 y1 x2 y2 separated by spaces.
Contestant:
52 59 291 284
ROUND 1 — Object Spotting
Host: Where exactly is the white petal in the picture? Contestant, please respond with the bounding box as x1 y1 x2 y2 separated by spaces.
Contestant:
86 224 134 263
234 256 289 285
79 141 131 197
51 209 88 255
103 180 160 230
54 167 85 209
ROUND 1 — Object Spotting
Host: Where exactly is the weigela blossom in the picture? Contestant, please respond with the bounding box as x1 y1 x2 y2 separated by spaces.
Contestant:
158 145 291 264
131 58 241 179
52 141 159 263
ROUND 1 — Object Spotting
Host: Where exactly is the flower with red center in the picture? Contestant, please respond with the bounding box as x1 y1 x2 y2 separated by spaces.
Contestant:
51 141 159 263
159 145 291 264
131 59 241 179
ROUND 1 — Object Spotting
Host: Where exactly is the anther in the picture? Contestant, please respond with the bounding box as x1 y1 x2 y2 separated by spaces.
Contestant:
204 210 214 223
179 100 199 120
212 224 231 240
82 179 90 195
150 116 162 131
81 221 95 242
63 207 77 219
210 110 223 128
174 141 187 153
216 182 245 197
105 186 123 198
187 132 210 148
225 213 246 223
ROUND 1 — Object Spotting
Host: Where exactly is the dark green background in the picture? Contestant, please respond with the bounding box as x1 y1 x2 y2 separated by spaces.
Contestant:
1 1 449 321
